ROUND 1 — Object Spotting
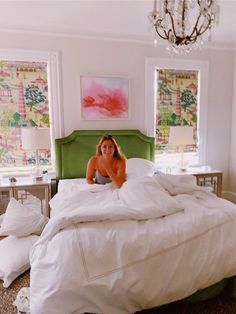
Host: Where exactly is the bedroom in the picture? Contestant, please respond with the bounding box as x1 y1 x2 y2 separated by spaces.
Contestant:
1 0 236 313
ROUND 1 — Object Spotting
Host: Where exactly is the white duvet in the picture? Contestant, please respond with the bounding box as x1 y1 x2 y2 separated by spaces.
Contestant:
30 174 236 314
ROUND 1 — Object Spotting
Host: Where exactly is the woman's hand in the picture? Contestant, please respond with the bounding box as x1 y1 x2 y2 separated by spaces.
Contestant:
104 158 126 188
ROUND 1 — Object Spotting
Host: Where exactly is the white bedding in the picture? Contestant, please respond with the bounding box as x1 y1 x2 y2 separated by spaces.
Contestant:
30 174 236 314
57 178 87 193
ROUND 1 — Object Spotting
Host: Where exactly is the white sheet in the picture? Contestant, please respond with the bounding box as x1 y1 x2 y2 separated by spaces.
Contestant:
30 174 236 314
57 178 87 193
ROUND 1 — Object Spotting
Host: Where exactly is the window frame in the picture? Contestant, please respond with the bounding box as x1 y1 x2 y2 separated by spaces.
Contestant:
0 49 63 171
145 57 209 165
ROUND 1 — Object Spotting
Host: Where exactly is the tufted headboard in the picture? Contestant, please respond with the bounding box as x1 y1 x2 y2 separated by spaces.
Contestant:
55 129 155 180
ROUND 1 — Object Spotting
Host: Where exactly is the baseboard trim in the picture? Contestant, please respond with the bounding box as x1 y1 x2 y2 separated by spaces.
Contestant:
222 191 236 203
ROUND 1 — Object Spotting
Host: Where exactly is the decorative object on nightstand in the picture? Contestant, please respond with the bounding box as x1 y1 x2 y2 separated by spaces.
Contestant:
168 126 194 171
42 170 48 181
21 128 51 181
9 177 17 184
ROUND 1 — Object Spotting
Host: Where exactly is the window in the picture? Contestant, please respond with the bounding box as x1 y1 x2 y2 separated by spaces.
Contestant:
145 58 208 166
0 49 63 174
156 68 198 165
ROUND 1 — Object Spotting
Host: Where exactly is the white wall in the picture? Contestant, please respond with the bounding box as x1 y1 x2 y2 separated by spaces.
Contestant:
0 31 234 193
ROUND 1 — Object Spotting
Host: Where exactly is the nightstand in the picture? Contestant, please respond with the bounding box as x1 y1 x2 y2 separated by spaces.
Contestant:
0 178 51 216
159 166 223 197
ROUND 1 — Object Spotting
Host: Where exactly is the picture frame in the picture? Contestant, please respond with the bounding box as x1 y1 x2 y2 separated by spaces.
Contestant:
80 75 129 120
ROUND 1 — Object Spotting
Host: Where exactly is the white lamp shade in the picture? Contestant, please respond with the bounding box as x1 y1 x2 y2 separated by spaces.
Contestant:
168 126 194 145
21 128 51 150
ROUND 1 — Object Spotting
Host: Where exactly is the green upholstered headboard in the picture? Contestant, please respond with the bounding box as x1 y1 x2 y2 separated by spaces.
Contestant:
55 129 155 180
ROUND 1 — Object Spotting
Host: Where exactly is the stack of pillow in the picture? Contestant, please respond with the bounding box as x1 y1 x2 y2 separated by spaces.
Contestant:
0 198 49 288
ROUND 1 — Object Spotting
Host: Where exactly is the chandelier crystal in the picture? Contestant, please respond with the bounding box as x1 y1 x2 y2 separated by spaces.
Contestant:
149 0 220 54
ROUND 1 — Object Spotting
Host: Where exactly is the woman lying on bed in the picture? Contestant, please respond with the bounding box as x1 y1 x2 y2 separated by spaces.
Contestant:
86 134 126 188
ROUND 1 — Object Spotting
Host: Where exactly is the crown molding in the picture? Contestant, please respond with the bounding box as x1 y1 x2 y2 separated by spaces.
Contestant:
0 27 235 52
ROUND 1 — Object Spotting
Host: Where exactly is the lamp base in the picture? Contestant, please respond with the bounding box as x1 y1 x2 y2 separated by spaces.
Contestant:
179 148 189 172
32 149 43 181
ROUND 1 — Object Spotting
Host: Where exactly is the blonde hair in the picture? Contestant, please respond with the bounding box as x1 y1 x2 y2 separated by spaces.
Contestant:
96 135 123 159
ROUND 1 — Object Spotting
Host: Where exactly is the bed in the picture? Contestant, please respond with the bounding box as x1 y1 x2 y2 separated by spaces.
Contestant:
29 129 236 314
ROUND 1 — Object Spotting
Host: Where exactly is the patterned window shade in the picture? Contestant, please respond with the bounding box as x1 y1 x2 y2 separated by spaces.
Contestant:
0 60 50 169
156 68 198 154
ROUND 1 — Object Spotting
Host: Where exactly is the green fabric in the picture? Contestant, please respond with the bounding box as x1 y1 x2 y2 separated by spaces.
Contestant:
55 129 155 180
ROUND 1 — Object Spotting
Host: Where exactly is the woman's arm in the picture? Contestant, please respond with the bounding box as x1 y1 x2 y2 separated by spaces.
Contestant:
86 156 96 184
105 158 126 188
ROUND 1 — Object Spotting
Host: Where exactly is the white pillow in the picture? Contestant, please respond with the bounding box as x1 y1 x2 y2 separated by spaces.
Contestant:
126 158 157 179
0 235 38 288
0 198 49 237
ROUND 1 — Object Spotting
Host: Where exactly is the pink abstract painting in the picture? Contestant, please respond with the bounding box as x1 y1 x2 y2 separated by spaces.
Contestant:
80 76 129 119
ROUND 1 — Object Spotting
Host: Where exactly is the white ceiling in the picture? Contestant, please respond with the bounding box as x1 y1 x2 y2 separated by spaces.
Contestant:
0 0 235 45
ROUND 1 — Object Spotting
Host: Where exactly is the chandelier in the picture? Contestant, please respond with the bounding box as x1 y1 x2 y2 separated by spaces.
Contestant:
149 0 220 54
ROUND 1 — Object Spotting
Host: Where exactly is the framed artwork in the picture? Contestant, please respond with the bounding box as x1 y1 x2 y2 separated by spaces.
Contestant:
80 75 129 120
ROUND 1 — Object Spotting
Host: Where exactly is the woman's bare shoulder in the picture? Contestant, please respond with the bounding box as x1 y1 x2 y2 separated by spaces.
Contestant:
116 156 126 166
120 156 126 163
88 155 98 164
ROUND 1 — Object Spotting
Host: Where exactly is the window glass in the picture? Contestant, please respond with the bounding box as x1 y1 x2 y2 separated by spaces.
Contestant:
0 60 50 170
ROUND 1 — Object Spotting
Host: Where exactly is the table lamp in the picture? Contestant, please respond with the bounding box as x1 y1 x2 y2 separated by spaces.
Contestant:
168 126 194 171
21 128 51 179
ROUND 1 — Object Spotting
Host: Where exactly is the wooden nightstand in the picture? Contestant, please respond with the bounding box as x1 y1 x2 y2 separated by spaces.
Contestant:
159 166 223 197
0 178 51 216
191 170 222 197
